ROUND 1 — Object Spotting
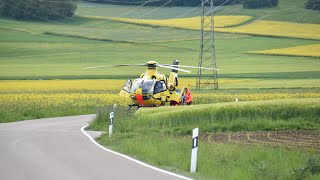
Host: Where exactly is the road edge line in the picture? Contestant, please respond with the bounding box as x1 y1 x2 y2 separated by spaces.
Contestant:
81 125 193 180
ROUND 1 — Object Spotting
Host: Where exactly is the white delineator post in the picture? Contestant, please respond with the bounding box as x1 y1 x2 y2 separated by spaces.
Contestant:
109 112 114 137
190 128 199 173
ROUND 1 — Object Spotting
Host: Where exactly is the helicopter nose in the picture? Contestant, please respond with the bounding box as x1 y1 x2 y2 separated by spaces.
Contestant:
136 93 144 105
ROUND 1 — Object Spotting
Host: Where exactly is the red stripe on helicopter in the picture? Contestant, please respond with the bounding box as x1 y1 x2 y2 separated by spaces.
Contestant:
136 94 144 105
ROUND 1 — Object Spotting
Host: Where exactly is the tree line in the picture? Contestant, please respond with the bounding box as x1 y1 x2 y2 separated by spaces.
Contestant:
306 0 320 10
0 0 78 20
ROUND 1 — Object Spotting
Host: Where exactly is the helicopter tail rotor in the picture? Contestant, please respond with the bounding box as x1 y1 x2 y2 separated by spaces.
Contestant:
171 59 179 73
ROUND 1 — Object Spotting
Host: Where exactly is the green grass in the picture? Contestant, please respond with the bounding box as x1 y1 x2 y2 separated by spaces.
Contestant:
134 98 320 133
92 99 320 179
0 28 319 84
98 134 320 180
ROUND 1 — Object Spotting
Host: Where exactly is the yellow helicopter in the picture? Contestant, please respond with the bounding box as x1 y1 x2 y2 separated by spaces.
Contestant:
84 59 217 109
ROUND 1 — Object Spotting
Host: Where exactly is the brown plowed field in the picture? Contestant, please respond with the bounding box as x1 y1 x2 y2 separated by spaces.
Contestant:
202 131 320 151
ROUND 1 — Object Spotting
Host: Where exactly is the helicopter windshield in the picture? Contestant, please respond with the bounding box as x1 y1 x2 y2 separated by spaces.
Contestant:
132 79 143 93
141 80 155 94
122 79 132 93
131 79 158 94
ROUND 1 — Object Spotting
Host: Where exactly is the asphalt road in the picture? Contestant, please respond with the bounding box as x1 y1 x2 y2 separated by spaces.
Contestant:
0 115 188 180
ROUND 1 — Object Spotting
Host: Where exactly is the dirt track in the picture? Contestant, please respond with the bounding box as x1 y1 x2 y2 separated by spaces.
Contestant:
202 131 320 151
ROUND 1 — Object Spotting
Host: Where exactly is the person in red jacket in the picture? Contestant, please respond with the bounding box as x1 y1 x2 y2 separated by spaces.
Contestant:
184 87 192 105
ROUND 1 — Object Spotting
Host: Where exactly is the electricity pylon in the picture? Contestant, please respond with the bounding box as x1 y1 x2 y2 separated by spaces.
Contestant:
196 0 218 89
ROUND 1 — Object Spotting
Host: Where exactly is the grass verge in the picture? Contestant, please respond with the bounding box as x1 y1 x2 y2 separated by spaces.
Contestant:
92 99 320 179
133 98 320 133
98 134 320 180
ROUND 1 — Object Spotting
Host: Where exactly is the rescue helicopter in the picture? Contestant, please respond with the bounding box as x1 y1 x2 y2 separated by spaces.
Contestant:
83 59 217 109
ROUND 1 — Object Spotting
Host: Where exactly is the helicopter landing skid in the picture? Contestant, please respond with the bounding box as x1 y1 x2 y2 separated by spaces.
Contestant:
128 104 159 110
128 104 141 110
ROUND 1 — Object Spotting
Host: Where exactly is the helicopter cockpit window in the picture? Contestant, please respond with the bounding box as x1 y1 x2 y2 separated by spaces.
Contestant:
154 81 167 94
141 80 155 94
122 79 132 93
132 79 143 93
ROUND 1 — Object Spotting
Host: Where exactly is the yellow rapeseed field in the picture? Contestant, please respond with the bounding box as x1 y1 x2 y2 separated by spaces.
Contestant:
103 15 320 40
179 78 256 88
105 16 252 29
0 93 130 112
248 44 320 58
192 93 320 104
0 79 124 93
215 20 320 40
1 79 319 121
0 80 129 121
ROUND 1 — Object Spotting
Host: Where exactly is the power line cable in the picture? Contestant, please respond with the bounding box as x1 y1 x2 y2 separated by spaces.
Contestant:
284 0 319 23
75 0 228 34
1 1 64 24
76 0 205 30
84 0 160 4
78 0 158 28
238 0 308 27
175 3 204 19
307 13 320 23
295 5 318 23
134 0 175 18
34 0 78 3
25 0 80 22
2 0 314 43
96 0 228 31
0 0 202 42
35 0 159 4
4 0 313 44
1 0 164 30
25 0 158 24
116 0 161 17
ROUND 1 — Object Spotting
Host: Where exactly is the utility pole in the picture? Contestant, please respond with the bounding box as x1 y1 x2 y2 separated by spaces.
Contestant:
196 0 218 89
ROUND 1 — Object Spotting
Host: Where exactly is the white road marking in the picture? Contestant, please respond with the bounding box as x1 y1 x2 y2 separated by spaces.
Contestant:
81 125 193 180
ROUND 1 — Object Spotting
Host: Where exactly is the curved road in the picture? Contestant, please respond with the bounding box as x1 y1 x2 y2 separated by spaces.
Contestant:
0 115 188 180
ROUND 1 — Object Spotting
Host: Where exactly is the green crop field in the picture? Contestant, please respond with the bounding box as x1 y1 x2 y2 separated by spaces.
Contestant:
1 0 320 179
0 29 319 81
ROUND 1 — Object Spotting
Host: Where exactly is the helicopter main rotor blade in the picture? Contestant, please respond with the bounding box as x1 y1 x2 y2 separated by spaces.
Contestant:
82 64 146 69
82 65 113 69
171 65 220 71
112 64 146 67
158 64 191 73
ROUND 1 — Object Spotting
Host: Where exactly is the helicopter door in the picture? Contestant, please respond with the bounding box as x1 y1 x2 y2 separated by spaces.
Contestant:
119 79 132 97
154 81 167 94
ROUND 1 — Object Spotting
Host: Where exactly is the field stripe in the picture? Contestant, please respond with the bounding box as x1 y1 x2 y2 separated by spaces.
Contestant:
248 44 320 58
216 20 320 40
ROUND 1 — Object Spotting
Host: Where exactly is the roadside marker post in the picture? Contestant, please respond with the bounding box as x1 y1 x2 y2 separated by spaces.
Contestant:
190 128 199 173
109 112 114 137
